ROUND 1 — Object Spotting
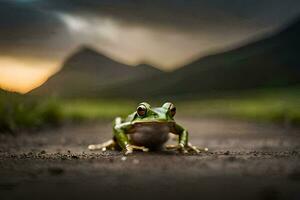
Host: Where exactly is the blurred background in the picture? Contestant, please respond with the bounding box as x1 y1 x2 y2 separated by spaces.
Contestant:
0 0 300 131
1 2 300 200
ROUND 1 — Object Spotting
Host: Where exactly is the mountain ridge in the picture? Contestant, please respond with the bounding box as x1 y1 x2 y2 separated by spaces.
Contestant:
30 17 300 99
99 16 300 99
31 47 163 97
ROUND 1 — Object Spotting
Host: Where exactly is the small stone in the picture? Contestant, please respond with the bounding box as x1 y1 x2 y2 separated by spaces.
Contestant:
40 150 46 154
71 155 79 159
224 151 230 155
121 156 127 161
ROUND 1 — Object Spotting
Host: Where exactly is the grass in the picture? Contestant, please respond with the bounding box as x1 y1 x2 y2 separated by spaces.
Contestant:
60 99 136 121
0 92 63 133
0 86 299 133
60 87 300 125
179 87 300 125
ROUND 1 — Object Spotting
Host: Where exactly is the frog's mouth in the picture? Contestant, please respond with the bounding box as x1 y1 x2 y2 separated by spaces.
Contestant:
132 120 175 125
132 121 175 129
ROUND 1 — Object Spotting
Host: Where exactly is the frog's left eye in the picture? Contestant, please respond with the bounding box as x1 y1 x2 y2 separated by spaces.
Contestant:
137 105 147 117
170 104 176 117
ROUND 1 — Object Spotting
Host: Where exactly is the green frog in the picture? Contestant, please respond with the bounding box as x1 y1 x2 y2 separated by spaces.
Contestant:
88 102 208 155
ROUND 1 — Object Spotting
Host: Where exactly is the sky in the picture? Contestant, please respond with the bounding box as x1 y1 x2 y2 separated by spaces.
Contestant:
1 0 300 93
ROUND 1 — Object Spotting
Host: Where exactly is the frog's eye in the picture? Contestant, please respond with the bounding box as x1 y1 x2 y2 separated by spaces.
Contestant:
137 105 147 117
170 104 176 117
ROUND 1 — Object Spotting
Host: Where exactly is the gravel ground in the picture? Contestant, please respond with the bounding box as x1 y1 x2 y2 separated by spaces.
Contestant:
0 118 299 200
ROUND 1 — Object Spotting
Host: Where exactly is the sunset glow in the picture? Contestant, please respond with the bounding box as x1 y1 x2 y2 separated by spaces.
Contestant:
0 57 59 93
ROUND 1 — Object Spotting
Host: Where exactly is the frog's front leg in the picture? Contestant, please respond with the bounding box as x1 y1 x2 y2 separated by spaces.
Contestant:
113 117 149 155
166 123 208 153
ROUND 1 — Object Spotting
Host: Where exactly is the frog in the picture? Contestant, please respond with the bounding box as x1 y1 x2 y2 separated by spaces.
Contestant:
88 102 208 155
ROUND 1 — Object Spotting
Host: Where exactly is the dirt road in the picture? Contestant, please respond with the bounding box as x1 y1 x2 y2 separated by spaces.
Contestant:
0 118 299 200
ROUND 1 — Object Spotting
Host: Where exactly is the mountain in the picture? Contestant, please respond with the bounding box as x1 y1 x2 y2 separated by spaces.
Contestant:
166 17 300 96
101 17 300 99
33 17 300 99
32 47 162 97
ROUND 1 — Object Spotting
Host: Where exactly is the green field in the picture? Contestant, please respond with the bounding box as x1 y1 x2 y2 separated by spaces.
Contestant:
0 92 62 133
60 99 136 121
0 87 299 132
179 87 300 124
60 87 300 125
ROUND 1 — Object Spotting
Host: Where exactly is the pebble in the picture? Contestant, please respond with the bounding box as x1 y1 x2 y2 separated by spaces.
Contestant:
71 155 79 159
121 156 127 161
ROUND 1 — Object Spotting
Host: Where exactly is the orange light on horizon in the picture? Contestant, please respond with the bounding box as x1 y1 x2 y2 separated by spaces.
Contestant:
0 57 60 94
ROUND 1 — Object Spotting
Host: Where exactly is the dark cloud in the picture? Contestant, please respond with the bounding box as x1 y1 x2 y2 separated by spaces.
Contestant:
1 0 300 67
37 0 300 31
0 1 72 59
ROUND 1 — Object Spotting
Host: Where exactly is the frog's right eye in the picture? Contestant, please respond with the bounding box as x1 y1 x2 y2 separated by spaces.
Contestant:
137 105 147 117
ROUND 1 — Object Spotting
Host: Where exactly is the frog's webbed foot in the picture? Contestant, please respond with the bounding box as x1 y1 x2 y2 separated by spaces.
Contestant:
166 143 208 154
124 144 149 155
88 139 116 152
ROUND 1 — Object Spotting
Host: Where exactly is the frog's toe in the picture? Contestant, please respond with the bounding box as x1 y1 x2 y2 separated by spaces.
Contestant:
165 144 177 150
88 144 96 150
190 147 200 153
187 143 200 153
124 146 133 155
187 143 209 153
124 149 133 155
131 145 149 152
142 147 149 152
88 140 116 151
124 144 149 155
182 149 189 154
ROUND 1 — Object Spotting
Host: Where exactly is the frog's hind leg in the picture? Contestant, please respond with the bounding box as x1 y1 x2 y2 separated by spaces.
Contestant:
88 139 116 151
88 117 123 151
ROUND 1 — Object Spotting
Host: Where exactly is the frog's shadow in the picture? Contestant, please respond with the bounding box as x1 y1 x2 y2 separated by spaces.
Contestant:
104 149 201 156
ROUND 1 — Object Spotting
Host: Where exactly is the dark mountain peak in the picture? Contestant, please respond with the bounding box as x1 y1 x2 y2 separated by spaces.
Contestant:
31 47 164 97
61 46 131 72
73 46 101 57
135 63 162 73
66 46 120 64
